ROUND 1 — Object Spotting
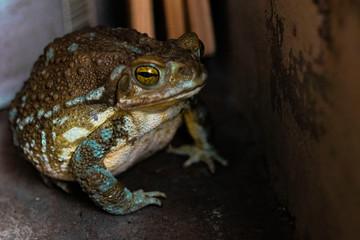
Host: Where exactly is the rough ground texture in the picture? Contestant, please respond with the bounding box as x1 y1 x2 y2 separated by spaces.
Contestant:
0 59 294 240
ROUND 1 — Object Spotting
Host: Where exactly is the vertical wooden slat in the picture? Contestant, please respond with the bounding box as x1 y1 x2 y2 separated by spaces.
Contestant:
61 0 97 33
129 0 155 37
186 0 216 56
163 0 186 39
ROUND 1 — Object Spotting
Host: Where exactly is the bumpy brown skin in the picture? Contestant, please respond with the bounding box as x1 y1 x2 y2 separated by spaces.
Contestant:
9 26 226 214
11 26 200 126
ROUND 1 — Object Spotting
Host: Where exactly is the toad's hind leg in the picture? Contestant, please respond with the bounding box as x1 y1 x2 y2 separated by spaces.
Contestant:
69 118 166 215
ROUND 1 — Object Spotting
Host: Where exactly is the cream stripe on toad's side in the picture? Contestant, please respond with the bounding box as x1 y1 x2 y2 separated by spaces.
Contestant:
62 127 90 142
90 107 115 127
58 146 77 162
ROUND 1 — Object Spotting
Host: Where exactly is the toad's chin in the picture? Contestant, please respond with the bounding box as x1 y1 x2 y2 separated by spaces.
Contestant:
160 84 204 103
117 84 205 110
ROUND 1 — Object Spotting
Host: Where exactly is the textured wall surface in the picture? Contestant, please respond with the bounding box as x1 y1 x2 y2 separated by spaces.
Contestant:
227 0 360 239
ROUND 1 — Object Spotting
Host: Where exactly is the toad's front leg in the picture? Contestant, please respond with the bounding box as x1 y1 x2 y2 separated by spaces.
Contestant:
69 118 165 215
168 97 228 173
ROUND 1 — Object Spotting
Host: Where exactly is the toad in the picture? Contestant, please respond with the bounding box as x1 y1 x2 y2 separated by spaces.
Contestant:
9 26 227 214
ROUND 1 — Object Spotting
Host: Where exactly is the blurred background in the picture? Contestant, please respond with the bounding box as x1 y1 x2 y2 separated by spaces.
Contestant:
1 1 360 239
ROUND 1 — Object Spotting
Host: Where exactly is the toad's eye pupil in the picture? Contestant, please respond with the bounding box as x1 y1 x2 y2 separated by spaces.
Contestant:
135 66 160 86
139 72 156 78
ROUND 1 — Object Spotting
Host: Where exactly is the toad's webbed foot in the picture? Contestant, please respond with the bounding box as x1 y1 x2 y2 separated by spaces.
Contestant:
168 144 228 173
131 189 167 208
99 186 167 215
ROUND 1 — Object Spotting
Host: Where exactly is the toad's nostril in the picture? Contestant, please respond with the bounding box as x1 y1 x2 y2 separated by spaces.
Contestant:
178 67 194 76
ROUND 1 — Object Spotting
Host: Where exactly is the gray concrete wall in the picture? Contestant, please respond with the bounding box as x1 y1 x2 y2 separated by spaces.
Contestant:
227 1 360 239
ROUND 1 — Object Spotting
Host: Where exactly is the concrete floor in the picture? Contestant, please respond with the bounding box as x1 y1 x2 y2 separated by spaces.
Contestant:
0 60 294 240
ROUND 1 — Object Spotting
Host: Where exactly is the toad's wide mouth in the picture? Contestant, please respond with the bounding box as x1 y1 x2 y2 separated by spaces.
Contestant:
119 83 205 110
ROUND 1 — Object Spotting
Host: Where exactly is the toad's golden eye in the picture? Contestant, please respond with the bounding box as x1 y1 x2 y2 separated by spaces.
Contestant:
135 66 160 86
